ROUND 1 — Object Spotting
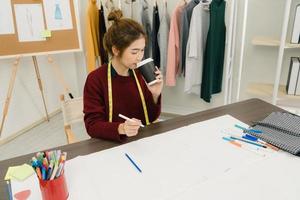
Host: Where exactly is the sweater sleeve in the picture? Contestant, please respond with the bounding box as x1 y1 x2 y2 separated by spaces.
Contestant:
83 71 125 142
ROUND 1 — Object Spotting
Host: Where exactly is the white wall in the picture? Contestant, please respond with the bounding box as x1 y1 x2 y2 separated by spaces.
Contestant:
232 0 300 102
0 54 81 140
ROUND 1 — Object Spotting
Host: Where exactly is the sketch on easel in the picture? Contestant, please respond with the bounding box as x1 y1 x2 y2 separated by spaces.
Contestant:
14 4 45 42
0 0 15 35
43 0 73 31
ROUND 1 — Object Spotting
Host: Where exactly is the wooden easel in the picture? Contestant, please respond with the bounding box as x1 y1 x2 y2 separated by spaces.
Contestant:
0 56 49 136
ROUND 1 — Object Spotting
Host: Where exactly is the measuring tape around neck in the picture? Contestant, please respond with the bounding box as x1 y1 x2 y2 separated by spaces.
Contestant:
107 61 150 125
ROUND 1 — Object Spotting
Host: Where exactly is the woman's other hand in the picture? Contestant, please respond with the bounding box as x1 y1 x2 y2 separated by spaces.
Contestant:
147 67 163 104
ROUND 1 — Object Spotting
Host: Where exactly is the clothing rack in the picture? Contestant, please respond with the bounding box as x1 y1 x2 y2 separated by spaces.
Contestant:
98 0 237 105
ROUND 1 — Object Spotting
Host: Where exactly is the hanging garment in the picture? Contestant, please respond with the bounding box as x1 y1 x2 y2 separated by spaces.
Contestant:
141 0 152 58
121 0 133 18
152 3 160 67
132 0 143 24
116 0 139 21
104 0 116 27
184 3 209 95
179 0 200 75
165 2 186 86
157 1 170 74
201 0 226 102
99 4 108 65
126 0 151 58
85 0 100 73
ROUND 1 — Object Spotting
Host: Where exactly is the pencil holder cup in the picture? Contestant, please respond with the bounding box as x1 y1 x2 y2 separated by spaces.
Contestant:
38 172 69 200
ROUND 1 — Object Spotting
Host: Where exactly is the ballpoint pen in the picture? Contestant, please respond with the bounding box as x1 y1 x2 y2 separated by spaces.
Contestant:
125 153 142 173
119 114 145 127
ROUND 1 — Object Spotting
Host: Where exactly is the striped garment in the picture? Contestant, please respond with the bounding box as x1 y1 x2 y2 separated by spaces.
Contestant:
246 112 300 155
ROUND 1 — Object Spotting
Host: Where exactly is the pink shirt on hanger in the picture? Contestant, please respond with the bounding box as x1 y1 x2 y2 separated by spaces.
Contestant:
165 3 186 86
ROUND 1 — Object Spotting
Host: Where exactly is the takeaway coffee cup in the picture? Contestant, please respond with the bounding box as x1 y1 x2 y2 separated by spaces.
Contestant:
137 58 158 86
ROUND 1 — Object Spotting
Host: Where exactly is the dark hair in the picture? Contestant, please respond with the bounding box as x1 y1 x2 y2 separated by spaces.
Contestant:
103 10 147 56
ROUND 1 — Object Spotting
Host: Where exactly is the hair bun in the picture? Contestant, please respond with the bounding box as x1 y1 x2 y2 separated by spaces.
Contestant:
108 10 123 23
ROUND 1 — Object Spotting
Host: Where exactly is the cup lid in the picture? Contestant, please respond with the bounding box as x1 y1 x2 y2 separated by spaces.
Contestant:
137 58 153 68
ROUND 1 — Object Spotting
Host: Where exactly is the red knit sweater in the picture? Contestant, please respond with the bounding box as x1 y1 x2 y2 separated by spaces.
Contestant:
83 64 161 142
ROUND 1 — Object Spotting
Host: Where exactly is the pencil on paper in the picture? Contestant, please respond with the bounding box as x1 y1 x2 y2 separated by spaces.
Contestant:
118 114 145 127
125 153 142 173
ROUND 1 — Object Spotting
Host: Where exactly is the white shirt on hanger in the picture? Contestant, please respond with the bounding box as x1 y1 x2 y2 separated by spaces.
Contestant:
121 0 133 18
184 3 209 95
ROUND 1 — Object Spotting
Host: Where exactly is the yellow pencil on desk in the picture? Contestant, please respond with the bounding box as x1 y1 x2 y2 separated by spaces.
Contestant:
118 114 144 127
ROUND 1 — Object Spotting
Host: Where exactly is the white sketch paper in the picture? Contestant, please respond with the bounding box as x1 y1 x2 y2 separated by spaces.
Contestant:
0 0 15 35
14 4 46 42
43 0 73 30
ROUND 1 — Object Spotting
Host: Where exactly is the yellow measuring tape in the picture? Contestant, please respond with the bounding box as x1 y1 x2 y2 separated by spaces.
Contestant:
107 61 150 125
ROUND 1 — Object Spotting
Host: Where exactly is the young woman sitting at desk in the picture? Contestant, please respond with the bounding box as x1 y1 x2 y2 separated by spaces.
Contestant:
83 10 163 142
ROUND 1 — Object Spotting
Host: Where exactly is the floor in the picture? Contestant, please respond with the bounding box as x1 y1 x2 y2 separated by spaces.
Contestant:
0 112 176 161
0 112 88 161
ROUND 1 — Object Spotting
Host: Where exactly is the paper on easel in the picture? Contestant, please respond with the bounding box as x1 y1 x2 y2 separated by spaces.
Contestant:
0 0 15 35
14 4 46 42
43 0 73 30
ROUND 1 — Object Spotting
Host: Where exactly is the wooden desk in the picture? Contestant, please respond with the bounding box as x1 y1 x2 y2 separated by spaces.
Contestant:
0 98 282 197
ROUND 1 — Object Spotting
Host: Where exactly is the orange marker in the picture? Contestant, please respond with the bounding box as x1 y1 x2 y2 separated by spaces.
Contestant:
35 167 42 179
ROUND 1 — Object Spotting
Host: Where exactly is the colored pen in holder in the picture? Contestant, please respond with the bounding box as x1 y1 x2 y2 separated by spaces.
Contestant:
31 150 69 200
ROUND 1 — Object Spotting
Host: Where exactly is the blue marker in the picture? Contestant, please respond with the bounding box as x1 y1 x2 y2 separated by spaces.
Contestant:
242 134 258 142
234 124 262 134
222 137 233 142
41 166 47 180
31 157 42 168
230 136 266 148
125 153 142 173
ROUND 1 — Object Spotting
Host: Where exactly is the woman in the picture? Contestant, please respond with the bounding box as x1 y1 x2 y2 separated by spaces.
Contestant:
83 10 163 142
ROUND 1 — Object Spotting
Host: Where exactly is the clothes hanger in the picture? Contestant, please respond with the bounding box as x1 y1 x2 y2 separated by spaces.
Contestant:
201 0 212 4
178 0 186 6
200 0 212 10
105 0 115 11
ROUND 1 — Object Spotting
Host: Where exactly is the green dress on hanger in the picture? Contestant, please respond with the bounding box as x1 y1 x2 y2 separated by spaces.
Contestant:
201 0 226 103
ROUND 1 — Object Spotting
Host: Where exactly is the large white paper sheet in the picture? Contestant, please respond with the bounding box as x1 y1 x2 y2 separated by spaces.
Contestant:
64 115 273 200
171 153 300 200
43 0 73 30
11 115 290 200
14 4 46 42
0 0 15 35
